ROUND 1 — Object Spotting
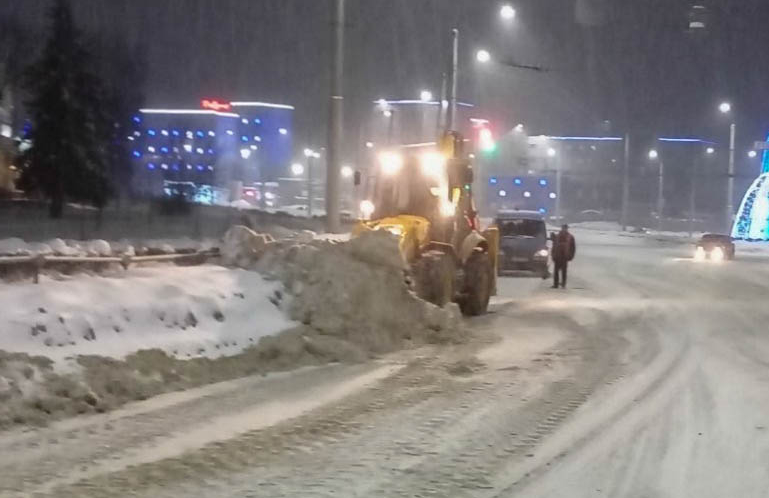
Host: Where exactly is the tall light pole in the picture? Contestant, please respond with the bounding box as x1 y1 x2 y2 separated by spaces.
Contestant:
649 148 664 231
447 28 459 132
326 0 345 233
548 147 561 221
621 134 631 231
719 101 735 233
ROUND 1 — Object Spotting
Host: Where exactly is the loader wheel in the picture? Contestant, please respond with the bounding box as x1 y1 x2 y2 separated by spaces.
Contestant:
413 250 455 307
459 250 492 316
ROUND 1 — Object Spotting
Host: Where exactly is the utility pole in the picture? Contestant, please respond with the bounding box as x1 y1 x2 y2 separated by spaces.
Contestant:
726 123 736 233
437 72 447 136
326 0 345 233
689 160 697 238
307 155 314 217
621 134 630 231
657 158 665 232
446 28 459 132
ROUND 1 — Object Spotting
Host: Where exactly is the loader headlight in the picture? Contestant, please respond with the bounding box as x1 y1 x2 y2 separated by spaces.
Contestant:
377 225 403 236
535 249 549 258
379 151 403 176
360 200 375 219
694 246 705 261
439 199 456 217
420 152 446 179
711 246 724 262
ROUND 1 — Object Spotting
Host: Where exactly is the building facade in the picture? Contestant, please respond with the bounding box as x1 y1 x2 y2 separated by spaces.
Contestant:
130 99 293 204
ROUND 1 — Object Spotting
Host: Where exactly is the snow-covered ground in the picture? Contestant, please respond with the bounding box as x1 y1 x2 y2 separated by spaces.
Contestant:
0 265 294 362
0 236 218 257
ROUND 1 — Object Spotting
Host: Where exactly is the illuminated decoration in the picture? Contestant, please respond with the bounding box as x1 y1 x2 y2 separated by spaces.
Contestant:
148 129 156 136
140 108 239 118
254 118 261 124
132 116 141 123
250 145 258 150
539 179 548 186
254 136 262 142
160 146 169 153
278 128 288 135
208 165 214 171
546 136 623 141
147 163 155 170
240 149 251 159
241 135 249 142
733 135 769 241
197 165 204 171
172 129 180 136
161 129 169 136
489 177 498 185
230 101 295 110
196 147 204 154
201 99 232 111
226 130 234 135
196 130 204 138
539 208 547 214
186 164 192 170
659 137 716 144
127 136 134 141
133 131 141 137
207 148 214 155
241 118 249 124
371 99 474 108
161 163 168 170
132 150 141 157
514 178 522 185
208 130 216 137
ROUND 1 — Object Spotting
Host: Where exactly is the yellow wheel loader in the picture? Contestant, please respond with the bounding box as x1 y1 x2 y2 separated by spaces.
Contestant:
353 132 498 316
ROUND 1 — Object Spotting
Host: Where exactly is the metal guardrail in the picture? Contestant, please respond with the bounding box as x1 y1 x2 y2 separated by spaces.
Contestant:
0 249 220 283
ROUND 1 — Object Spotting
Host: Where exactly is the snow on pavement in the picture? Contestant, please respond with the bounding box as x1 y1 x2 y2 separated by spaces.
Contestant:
0 265 295 362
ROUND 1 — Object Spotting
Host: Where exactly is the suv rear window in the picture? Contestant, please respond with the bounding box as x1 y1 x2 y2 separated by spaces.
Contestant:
497 219 546 237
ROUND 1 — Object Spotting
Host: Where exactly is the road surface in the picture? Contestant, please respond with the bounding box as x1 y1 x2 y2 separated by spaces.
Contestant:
1 228 769 497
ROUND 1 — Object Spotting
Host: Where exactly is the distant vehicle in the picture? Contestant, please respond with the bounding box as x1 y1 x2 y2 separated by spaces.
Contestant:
694 233 735 261
495 210 549 278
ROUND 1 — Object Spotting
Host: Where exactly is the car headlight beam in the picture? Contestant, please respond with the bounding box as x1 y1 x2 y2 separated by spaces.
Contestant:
711 246 724 262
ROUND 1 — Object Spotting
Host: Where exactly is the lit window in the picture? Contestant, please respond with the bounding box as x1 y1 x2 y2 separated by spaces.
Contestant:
183 144 192 152
539 208 547 214
196 130 204 138
160 146 169 153
172 129 180 136
253 118 261 124
207 148 214 155
250 145 258 150
208 130 215 137
161 129 169 136
226 130 234 135
173 146 179 153
207 165 214 171
127 136 135 141
133 131 141 137
539 179 548 186
241 118 249 124
241 135 249 142
254 136 262 142
514 178 522 185
186 131 193 139
132 150 141 157
132 116 141 124
148 129 156 136
196 147 204 154
524 191 531 198
186 164 192 170
197 165 204 171
498 189 507 197
147 146 156 153
147 163 155 170
278 128 288 135
489 177 498 185
549 192 557 199
161 163 168 170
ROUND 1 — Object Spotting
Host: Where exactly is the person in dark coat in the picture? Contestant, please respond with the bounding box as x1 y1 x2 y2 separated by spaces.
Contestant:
551 224 576 288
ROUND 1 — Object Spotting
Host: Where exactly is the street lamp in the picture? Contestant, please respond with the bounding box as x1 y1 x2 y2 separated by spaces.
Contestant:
706 147 715 155
648 148 664 230
341 165 353 178
748 150 758 159
383 109 392 118
547 147 556 158
291 163 304 176
476 49 491 63
718 101 736 232
419 90 433 102
365 141 374 149
500 4 516 20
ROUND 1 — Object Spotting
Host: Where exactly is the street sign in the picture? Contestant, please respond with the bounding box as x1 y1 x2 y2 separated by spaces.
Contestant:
754 141 769 150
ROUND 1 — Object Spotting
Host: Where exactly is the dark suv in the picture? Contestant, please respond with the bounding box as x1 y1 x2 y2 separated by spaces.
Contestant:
496 211 550 278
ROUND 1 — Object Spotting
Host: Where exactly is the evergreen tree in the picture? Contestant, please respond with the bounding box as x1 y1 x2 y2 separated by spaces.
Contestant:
19 0 110 218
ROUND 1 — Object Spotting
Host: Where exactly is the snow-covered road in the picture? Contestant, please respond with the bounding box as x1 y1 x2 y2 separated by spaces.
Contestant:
2 229 769 497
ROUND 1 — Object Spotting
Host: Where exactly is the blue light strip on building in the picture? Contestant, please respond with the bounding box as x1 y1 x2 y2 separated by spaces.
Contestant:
658 137 717 144
372 99 474 107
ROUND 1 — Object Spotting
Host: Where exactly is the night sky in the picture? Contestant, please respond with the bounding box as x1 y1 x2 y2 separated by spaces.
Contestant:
4 0 769 154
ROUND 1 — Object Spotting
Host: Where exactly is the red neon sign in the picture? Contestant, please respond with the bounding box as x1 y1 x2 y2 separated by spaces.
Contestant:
201 99 232 111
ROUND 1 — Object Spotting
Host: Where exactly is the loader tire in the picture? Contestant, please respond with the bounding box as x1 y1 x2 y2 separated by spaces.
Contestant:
413 250 455 307
459 250 492 316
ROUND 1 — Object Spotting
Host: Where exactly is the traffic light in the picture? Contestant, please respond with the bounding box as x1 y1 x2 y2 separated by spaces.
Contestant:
478 127 496 153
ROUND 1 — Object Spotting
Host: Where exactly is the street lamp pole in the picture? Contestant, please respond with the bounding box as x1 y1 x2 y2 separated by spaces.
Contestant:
621 134 630 231
689 160 698 238
447 28 459 132
657 158 665 232
326 0 345 233
308 154 314 217
727 122 736 232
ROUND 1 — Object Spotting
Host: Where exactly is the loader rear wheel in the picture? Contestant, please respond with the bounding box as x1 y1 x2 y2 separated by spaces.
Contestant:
413 250 455 307
459 250 492 316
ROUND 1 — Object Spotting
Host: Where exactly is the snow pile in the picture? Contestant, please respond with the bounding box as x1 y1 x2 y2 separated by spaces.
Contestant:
221 225 275 267
251 228 465 354
0 266 294 362
0 237 218 258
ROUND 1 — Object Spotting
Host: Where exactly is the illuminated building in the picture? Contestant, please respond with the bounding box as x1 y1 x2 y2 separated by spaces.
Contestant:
130 99 293 203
